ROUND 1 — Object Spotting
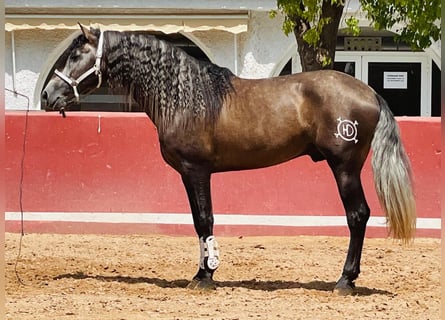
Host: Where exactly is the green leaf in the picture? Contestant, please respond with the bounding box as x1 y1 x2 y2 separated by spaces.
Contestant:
359 0 441 49
303 28 320 45
269 9 278 19
345 16 360 36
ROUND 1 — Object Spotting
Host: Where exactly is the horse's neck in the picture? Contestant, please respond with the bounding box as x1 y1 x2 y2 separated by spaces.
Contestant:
104 32 169 123
103 31 232 132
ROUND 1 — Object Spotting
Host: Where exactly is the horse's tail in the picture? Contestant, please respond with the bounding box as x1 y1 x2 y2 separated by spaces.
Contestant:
371 94 416 243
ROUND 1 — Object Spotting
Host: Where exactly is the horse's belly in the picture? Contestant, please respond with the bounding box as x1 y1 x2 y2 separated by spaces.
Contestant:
212 140 307 172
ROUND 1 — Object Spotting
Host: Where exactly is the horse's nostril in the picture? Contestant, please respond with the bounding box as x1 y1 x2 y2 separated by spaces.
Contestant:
41 90 48 101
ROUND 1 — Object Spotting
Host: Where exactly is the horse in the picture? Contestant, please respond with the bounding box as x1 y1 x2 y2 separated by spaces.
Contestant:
41 24 416 295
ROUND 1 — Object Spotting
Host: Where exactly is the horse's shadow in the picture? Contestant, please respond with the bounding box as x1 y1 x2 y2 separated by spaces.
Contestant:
54 272 392 297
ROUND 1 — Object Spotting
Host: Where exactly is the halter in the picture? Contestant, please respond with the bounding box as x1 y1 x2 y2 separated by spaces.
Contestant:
54 31 105 103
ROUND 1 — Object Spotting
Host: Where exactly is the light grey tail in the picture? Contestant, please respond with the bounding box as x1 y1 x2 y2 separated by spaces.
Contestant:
371 94 416 242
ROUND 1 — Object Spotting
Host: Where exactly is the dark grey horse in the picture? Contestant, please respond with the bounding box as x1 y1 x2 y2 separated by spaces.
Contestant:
41 25 416 295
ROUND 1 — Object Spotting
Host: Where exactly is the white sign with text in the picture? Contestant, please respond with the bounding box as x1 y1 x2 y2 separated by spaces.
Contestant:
383 71 408 89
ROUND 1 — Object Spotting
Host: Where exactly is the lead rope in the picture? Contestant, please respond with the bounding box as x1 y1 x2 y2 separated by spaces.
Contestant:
6 88 29 285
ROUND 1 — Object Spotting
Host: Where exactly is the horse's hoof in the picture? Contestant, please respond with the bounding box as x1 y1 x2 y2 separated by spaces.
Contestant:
333 286 354 296
187 279 216 291
333 280 355 296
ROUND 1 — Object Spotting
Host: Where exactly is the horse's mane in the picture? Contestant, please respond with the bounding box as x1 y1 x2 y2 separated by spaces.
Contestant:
101 30 234 130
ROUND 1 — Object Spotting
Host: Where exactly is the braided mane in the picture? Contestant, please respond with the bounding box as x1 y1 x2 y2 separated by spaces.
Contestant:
102 30 235 131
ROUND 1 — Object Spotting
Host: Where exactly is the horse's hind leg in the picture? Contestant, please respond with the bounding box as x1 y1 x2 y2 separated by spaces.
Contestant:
329 161 370 295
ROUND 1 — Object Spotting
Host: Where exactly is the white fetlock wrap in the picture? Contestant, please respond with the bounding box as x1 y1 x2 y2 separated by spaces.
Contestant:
199 236 220 270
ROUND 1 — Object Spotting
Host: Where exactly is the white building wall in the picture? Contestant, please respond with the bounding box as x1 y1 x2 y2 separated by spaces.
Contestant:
186 30 237 73
6 29 73 110
4 8 441 111
188 11 296 79
4 12 297 110
238 11 294 78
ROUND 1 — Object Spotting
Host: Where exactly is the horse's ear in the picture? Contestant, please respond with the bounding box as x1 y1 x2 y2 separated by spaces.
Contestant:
78 23 88 36
78 22 97 43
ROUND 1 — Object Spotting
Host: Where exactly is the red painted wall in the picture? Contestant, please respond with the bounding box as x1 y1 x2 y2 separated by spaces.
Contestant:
5 111 440 237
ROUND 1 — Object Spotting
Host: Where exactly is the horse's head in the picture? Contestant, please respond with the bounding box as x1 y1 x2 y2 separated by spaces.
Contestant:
42 24 104 112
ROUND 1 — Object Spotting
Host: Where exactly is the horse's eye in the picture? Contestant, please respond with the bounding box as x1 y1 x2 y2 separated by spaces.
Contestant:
70 53 80 62
70 50 81 62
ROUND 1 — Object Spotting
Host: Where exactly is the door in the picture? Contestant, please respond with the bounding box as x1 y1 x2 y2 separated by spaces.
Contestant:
335 52 431 116
367 62 421 116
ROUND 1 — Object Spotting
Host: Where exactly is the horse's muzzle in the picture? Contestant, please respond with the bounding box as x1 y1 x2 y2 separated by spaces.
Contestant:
41 88 69 113
41 90 50 110
41 93 67 118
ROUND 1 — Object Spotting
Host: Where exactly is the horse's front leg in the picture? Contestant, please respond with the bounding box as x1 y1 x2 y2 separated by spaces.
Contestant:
181 169 219 290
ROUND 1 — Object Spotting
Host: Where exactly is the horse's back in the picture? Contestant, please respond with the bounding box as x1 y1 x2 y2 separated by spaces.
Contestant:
226 70 379 135
287 70 380 115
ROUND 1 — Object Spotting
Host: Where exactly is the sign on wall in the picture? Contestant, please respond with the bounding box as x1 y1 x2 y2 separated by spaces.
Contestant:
383 71 408 89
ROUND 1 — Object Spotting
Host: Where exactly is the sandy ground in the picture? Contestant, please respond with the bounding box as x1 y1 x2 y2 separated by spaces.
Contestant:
5 233 440 320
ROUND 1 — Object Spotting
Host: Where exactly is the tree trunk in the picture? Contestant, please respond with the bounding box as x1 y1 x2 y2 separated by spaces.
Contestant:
292 1 344 72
